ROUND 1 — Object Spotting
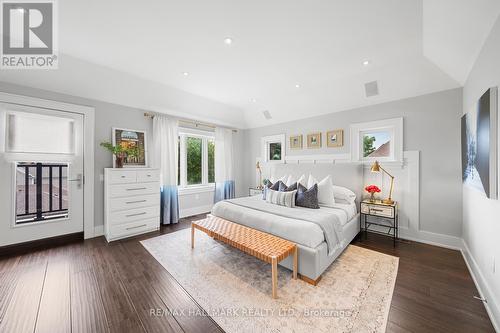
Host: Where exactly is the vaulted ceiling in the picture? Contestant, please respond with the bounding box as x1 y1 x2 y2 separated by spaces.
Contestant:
1 0 499 128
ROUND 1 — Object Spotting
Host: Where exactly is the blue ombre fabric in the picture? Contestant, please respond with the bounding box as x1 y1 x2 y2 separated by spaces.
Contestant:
214 180 235 203
160 185 179 224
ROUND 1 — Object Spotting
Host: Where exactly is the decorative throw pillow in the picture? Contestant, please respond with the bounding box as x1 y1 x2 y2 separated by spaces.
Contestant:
285 174 306 187
265 188 297 208
279 181 298 192
270 174 287 184
307 175 335 205
263 180 283 199
296 183 320 209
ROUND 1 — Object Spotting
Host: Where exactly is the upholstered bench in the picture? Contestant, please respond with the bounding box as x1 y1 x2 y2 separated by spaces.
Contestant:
191 215 298 299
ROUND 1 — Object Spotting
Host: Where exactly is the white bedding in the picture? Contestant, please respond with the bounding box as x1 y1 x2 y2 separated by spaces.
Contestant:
211 196 357 252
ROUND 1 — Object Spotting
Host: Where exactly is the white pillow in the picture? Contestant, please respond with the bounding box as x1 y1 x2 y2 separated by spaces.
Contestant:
265 188 297 208
286 174 306 187
332 185 356 203
307 175 335 205
270 174 287 184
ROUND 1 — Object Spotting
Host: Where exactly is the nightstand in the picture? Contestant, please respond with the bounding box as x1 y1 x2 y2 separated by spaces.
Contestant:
249 187 264 196
360 199 398 246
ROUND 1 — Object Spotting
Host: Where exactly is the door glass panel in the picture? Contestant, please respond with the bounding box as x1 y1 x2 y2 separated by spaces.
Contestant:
15 162 69 224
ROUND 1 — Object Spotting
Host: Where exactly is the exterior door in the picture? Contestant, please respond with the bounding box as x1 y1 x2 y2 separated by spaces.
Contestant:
0 103 84 246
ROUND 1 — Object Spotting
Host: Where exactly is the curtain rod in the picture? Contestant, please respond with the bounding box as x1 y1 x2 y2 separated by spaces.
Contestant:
144 112 238 133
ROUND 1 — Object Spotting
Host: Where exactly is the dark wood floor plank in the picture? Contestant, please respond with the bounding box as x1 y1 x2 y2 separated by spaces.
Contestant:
69 242 110 333
104 241 184 333
0 259 47 333
91 241 146 333
122 237 223 333
35 259 71 333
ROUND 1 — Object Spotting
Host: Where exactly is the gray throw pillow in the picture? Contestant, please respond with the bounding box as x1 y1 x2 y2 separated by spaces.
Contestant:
279 182 298 192
296 183 320 209
263 180 282 199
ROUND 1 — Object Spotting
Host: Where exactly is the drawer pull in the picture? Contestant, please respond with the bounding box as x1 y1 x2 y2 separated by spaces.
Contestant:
125 212 147 218
126 200 147 204
126 187 147 191
121 175 126 178
126 224 147 230
147 174 152 177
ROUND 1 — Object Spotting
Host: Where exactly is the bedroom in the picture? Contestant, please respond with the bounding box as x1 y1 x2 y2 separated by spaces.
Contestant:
0 0 499 332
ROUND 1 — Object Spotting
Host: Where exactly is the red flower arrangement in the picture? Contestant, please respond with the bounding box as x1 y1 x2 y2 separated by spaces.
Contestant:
365 185 381 194
365 185 381 201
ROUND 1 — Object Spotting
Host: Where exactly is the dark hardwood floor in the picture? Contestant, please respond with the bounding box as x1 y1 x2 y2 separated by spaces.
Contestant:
0 215 495 333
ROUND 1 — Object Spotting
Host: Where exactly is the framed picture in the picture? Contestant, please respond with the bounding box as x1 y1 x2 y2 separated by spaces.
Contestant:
289 135 303 149
307 132 322 149
112 128 147 168
461 87 498 199
327 129 344 147
261 134 285 163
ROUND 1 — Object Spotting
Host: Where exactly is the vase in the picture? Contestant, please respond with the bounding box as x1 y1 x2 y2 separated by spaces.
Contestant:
369 192 375 202
115 156 125 168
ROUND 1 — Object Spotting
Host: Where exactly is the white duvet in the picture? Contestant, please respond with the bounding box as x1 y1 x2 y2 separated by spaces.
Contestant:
211 196 356 254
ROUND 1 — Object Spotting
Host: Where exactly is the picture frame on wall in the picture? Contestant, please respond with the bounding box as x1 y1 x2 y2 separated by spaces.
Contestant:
289 135 303 149
327 129 344 147
112 128 148 168
307 132 322 149
461 87 498 199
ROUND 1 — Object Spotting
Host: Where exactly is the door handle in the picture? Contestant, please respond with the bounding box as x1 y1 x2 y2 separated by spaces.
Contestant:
68 173 83 188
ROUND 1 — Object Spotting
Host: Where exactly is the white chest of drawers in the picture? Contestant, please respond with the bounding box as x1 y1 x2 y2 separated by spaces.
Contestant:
104 168 161 242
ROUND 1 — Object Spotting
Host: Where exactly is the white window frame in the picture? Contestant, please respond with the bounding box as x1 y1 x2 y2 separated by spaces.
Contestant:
261 134 286 163
350 117 403 163
178 128 215 194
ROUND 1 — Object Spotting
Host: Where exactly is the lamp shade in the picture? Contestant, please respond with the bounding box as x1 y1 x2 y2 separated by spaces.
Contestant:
370 161 381 173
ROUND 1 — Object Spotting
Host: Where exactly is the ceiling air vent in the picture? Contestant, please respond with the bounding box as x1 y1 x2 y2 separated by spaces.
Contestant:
262 110 272 120
364 81 379 97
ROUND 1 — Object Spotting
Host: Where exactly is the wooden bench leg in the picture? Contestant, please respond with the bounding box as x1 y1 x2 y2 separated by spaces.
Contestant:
191 224 195 249
272 257 278 299
293 246 298 280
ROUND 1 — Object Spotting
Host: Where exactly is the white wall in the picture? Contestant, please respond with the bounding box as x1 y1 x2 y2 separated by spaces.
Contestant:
243 88 463 238
462 15 500 330
0 81 246 231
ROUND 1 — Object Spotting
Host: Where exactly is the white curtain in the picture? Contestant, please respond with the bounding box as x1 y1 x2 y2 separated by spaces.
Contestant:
214 127 235 202
152 115 179 224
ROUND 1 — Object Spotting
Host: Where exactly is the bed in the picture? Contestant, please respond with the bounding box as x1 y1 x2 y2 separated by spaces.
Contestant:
211 163 363 283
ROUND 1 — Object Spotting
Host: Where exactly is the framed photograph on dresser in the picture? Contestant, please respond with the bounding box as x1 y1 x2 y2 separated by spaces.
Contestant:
112 128 148 168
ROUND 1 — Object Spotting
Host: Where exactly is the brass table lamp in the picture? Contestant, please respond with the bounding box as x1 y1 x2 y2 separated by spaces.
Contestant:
370 161 395 205
256 162 263 189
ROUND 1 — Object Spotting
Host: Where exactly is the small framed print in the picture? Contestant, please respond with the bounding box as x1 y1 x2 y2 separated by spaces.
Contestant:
112 128 148 167
327 129 344 148
307 132 322 149
289 135 303 149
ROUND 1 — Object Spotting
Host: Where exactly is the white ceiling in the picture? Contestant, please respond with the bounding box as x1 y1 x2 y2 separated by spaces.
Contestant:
1 0 499 128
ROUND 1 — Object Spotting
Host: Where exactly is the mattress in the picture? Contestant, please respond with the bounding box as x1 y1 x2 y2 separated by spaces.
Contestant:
211 196 357 251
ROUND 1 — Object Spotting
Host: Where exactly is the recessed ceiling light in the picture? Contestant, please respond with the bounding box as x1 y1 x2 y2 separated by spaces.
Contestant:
182 72 189 76
362 60 370 66
295 84 300 88
251 98 257 103
224 37 233 45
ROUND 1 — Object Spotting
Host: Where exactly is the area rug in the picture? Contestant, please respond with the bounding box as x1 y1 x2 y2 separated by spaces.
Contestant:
141 228 398 333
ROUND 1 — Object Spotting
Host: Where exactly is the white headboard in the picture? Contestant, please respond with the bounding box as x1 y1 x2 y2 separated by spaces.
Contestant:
270 163 363 205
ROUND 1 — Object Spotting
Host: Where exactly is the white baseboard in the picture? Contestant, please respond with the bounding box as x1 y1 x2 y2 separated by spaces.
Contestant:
398 227 463 250
180 204 213 219
461 240 500 332
94 225 104 237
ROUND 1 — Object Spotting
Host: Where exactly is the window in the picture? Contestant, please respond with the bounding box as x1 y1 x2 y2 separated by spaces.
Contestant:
178 130 215 188
15 162 69 224
362 131 391 158
350 118 403 162
186 137 202 185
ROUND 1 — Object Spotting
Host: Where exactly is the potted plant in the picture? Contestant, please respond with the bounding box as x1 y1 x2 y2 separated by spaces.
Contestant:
365 184 381 202
100 141 139 168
